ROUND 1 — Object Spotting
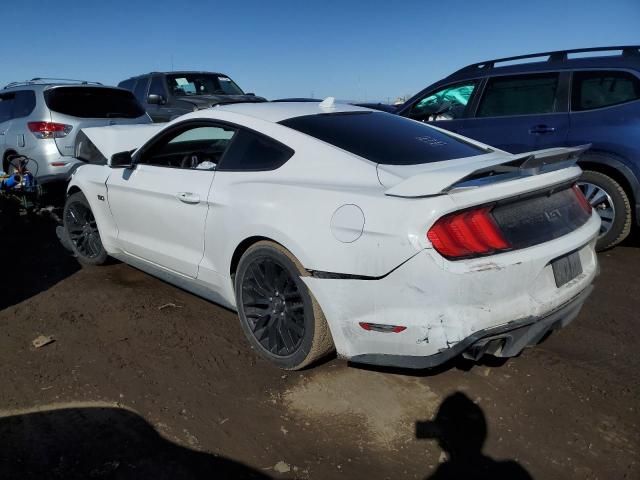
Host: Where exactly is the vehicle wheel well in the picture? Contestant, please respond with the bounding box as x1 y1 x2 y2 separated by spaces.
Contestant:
578 160 635 207
67 186 82 198
230 236 274 278
2 149 17 172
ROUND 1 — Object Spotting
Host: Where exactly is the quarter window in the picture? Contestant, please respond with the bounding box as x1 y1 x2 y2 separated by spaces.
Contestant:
572 70 640 111
118 79 135 92
12 91 36 118
218 129 294 171
0 93 15 123
408 82 477 121
477 73 560 117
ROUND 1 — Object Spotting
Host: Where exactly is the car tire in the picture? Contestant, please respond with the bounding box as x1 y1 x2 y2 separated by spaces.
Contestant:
578 169 632 251
235 240 334 370
63 191 108 266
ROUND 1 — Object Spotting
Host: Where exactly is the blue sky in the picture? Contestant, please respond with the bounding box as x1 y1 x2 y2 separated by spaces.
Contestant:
2 0 638 102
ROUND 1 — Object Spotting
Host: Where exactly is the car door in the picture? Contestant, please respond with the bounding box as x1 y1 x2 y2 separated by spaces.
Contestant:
106 121 237 277
460 72 570 153
401 80 481 135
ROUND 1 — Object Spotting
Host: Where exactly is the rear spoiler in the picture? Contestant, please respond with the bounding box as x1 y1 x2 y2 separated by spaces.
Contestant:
384 144 590 198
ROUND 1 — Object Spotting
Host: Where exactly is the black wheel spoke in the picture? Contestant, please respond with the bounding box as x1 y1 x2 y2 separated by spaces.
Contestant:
65 200 103 259
241 257 307 357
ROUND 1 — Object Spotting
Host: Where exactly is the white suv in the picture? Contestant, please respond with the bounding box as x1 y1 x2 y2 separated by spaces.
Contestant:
0 78 151 184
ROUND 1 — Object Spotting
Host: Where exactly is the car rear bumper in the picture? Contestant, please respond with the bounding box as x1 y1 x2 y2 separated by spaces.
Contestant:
303 212 600 365
349 284 593 369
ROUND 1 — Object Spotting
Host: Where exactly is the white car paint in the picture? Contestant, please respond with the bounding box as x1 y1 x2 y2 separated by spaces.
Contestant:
68 102 600 368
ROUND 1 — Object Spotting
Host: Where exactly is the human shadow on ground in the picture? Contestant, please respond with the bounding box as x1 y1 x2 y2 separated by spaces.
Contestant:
0 406 270 479
416 391 533 480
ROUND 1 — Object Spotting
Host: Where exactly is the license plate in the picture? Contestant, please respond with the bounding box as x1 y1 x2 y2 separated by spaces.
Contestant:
551 251 582 288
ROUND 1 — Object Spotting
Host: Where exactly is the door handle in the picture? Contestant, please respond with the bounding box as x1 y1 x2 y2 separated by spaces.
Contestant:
176 192 200 204
529 125 556 134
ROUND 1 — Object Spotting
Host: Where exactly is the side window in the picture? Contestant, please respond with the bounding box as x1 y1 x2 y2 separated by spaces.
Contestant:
572 70 640 111
118 79 135 92
140 124 236 169
408 82 477 121
0 93 15 123
149 76 167 99
477 73 560 118
218 129 294 171
12 91 36 118
133 77 150 103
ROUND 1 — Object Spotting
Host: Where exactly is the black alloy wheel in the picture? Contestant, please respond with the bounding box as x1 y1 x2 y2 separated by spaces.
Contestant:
235 241 334 370
241 258 306 356
63 192 108 265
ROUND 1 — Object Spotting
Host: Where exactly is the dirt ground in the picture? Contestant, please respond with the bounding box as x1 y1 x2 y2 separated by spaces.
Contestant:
0 199 638 479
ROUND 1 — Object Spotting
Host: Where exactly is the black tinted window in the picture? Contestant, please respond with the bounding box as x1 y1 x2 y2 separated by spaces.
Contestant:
219 129 294 171
13 91 36 118
149 76 167 98
133 78 149 102
280 112 485 165
0 93 15 123
477 73 559 117
118 79 135 91
572 70 640 111
44 87 146 119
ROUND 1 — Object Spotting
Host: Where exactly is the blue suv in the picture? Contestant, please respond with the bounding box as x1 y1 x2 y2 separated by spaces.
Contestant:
375 46 640 250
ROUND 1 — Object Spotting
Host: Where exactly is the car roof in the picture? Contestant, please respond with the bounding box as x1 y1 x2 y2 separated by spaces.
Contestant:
124 71 227 80
211 100 372 123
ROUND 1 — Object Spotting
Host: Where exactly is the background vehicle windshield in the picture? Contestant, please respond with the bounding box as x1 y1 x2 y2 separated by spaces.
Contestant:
166 74 244 96
280 111 486 165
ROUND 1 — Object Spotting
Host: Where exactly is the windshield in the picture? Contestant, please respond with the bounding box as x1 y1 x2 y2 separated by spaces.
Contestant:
166 73 244 96
280 112 486 165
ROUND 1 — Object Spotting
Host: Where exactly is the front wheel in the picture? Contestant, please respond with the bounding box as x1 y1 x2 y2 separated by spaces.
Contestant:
63 191 108 266
235 241 334 370
578 170 632 251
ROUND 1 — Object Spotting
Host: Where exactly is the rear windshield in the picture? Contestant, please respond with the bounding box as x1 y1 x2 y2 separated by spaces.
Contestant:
44 87 146 119
280 112 486 165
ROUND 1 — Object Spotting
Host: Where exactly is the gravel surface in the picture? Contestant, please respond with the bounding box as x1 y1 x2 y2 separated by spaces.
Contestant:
0 201 638 479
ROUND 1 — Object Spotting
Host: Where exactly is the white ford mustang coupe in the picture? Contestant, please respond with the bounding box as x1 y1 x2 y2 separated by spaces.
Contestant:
64 100 600 370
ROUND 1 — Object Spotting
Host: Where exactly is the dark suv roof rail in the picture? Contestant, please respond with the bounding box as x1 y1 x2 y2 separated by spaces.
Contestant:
3 78 103 89
450 45 640 77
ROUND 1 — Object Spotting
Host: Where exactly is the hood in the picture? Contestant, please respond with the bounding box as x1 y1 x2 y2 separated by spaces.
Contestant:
379 145 590 198
177 94 267 108
79 124 165 161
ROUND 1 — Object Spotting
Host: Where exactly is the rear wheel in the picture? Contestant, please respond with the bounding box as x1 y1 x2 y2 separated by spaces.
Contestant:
235 241 334 370
578 170 632 250
63 191 108 266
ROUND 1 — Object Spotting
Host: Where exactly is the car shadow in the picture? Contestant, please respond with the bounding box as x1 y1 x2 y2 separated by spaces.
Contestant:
416 391 533 480
0 405 271 479
0 196 80 310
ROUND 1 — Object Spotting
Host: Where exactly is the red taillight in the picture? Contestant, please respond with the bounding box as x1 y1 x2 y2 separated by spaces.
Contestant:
28 121 72 139
427 206 510 259
572 184 592 215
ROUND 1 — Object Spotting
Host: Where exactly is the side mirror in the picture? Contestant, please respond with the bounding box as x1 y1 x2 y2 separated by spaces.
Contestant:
110 150 134 168
147 94 166 105
246 92 256 96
